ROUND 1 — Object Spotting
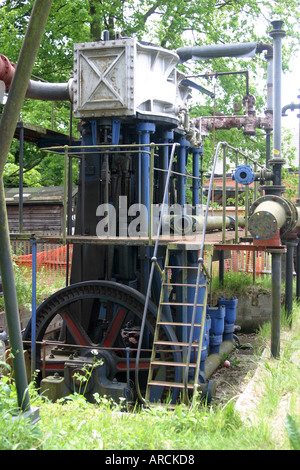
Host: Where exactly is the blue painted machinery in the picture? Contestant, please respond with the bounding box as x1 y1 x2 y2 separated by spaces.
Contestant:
19 34 285 406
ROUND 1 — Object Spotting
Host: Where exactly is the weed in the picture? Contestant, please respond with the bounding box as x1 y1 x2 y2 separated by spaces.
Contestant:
285 414 300 450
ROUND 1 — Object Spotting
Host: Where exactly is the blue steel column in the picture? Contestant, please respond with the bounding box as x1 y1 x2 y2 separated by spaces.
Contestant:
30 237 37 377
177 138 190 207
137 123 155 295
162 130 174 207
137 123 155 213
192 147 202 214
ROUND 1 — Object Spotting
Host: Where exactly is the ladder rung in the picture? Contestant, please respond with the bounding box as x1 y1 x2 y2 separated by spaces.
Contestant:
157 321 202 327
151 360 197 367
154 340 199 347
160 302 204 307
165 265 201 270
162 282 206 287
148 380 194 389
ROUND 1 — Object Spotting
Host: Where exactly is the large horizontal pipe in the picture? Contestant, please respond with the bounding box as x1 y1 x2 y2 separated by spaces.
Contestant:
200 340 234 383
248 195 300 240
177 42 258 63
162 214 234 235
0 53 73 101
249 200 286 240
0 54 16 90
26 78 73 101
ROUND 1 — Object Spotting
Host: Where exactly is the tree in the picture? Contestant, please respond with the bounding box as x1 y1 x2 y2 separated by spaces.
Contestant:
0 0 299 184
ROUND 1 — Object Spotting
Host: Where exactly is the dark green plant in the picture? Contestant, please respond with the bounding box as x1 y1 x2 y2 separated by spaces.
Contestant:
285 413 300 450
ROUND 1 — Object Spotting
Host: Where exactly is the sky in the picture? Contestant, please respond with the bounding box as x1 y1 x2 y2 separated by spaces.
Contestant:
282 53 300 131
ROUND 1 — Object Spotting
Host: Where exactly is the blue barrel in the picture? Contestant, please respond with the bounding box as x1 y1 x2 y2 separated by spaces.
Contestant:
187 269 207 373
205 314 211 349
218 297 238 341
207 305 225 353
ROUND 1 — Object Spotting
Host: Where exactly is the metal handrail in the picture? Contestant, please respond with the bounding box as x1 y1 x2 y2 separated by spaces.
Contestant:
135 142 179 404
183 141 226 398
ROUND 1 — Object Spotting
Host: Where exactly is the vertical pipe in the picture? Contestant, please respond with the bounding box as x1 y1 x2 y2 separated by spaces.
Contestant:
67 102 73 235
266 51 274 115
269 20 286 190
137 122 155 215
219 250 224 286
177 138 189 208
265 47 273 180
285 241 296 326
0 178 30 411
66 102 73 285
0 0 53 413
266 129 271 170
18 123 24 233
244 156 249 237
162 131 173 207
81 155 85 236
222 145 227 243
149 144 155 242
270 250 282 358
234 150 239 242
200 151 204 206
137 123 155 294
296 239 300 301
192 148 201 213
63 145 68 245
30 236 37 377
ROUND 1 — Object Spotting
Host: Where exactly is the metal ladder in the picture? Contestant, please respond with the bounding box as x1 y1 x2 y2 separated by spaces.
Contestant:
134 141 225 406
145 245 210 405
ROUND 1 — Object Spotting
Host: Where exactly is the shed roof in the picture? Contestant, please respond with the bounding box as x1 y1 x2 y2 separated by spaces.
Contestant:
14 121 78 147
5 185 77 205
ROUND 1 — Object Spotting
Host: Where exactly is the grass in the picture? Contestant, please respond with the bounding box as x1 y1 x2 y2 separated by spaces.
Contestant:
1 303 300 450
0 263 66 312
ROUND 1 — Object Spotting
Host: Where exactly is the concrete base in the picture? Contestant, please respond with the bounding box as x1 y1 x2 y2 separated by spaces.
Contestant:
235 287 284 332
12 406 40 425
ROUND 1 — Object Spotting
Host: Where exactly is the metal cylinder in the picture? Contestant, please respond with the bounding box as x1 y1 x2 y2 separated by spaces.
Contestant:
249 200 286 239
163 214 232 235
269 20 286 188
249 195 298 240
176 42 258 63
26 78 73 101
200 340 234 383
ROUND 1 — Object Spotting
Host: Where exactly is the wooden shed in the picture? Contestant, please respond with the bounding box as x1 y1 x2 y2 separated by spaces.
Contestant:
5 185 77 234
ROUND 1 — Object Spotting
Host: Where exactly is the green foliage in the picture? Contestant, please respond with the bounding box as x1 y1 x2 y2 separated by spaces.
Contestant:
0 372 42 450
0 0 299 186
286 413 300 450
0 305 300 449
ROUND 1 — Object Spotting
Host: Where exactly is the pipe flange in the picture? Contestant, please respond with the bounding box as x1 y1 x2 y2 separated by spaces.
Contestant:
249 195 298 240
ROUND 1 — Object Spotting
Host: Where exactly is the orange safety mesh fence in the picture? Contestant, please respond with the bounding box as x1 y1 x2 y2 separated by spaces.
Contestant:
204 249 270 277
14 245 270 287
15 245 73 285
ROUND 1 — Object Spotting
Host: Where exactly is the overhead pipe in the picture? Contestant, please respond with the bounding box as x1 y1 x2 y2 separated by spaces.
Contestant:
26 78 73 101
256 42 274 114
190 42 274 137
0 53 73 102
176 42 258 63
